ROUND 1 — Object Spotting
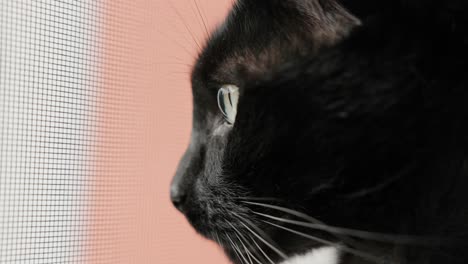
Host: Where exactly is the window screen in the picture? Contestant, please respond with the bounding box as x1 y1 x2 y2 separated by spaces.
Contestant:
1 1 100 263
0 1 146 263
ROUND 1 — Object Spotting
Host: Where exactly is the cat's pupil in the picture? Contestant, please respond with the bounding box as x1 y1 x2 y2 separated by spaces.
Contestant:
217 85 239 125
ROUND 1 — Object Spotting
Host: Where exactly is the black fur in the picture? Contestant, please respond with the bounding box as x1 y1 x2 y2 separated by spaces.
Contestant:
171 0 468 263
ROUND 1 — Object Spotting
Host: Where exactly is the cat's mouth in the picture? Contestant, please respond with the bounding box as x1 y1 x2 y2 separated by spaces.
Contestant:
179 194 287 263
181 190 247 235
182 199 304 264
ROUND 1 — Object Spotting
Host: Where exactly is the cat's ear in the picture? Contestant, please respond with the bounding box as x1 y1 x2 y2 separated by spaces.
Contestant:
202 0 361 83
338 0 468 21
234 0 361 44
289 0 362 45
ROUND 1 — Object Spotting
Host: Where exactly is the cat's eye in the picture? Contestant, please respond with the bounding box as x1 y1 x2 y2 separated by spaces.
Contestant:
217 85 239 125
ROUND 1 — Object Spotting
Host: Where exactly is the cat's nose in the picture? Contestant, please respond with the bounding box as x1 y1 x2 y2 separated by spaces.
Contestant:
170 185 187 212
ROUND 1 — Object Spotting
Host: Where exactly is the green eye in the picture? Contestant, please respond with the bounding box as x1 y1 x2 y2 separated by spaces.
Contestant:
217 85 239 125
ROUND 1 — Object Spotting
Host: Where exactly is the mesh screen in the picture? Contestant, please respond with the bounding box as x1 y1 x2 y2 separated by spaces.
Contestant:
0 1 145 263
0 1 101 263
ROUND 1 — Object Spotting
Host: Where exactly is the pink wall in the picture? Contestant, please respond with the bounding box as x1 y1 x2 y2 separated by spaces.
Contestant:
154 1 232 263
90 1 233 263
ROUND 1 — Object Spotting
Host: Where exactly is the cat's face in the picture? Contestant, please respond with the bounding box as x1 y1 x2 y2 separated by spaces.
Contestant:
171 0 376 262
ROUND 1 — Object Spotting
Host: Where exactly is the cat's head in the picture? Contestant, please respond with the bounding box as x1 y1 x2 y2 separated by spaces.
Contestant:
171 0 425 262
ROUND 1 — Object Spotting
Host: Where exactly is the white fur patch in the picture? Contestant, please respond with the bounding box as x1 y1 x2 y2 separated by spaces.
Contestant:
279 247 340 264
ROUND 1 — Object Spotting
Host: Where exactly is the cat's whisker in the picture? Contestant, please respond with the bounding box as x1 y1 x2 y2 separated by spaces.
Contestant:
230 243 247 264
241 199 353 242
192 0 209 38
233 232 255 264
168 0 202 52
229 223 265 264
241 201 325 224
230 227 254 264
248 208 377 259
234 197 283 202
262 220 387 264
249 234 276 264
167 55 190 64
245 201 438 246
248 253 262 264
344 163 417 199
156 62 192 67
252 210 430 245
247 212 375 261
232 212 285 253
244 245 262 264
231 212 288 259
156 28 194 58
213 232 224 247
238 220 287 261
227 233 250 264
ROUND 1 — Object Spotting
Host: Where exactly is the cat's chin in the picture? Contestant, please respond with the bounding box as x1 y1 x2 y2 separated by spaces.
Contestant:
181 202 331 264
220 238 340 264
279 247 340 264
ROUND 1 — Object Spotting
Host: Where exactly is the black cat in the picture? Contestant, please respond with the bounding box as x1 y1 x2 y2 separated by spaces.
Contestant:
170 0 468 263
